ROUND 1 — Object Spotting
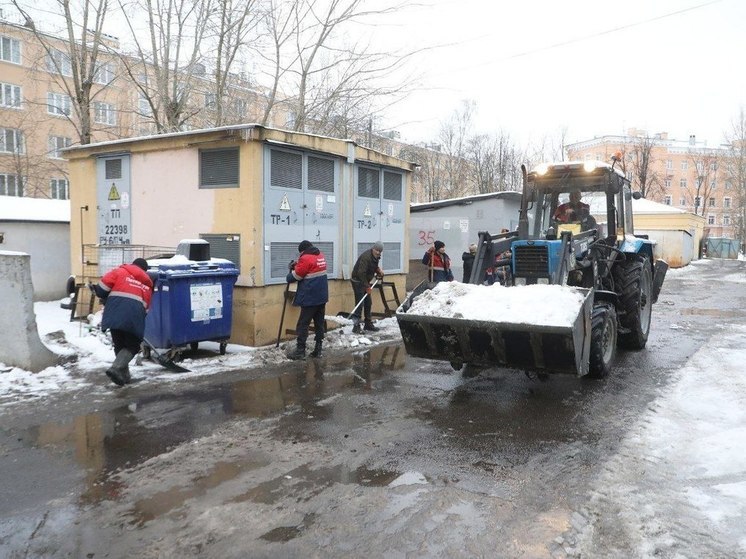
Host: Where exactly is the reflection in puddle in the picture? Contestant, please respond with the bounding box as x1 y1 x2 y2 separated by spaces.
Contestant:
125 457 269 527
15 344 407 509
230 463 401 505
680 308 746 318
260 512 317 542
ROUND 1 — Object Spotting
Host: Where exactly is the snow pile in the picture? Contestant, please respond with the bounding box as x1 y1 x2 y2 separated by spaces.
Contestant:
404 282 587 327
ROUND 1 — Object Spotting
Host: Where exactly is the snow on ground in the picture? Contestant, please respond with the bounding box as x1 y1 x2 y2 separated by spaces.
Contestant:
0 299 401 406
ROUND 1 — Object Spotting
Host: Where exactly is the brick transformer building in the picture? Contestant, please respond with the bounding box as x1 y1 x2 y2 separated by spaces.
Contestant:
567 130 735 239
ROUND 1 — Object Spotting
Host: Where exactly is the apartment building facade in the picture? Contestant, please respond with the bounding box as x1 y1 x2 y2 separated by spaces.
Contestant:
567 130 737 239
0 15 286 202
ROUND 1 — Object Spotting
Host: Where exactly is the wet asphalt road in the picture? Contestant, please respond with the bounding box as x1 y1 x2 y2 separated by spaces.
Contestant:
1 260 745 558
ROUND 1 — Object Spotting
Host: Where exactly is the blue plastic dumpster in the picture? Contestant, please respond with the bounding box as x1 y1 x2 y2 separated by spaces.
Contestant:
144 260 239 355
705 237 740 259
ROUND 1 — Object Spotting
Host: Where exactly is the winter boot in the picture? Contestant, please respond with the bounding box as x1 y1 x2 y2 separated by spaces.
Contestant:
309 341 323 358
352 320 362 334
287 344 306 360
364 320 379 332
106 349 134 386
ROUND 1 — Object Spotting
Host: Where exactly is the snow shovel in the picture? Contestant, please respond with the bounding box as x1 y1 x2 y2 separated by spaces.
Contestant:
142 338 190 372
338 278 380 320
276 282 291 347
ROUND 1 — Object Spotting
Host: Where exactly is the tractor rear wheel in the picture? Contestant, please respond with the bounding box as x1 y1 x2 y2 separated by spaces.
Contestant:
614 257 653 349
588 303 617 379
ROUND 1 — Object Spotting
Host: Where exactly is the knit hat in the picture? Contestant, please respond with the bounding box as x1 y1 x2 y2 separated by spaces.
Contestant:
434 240 445 251
372 241 384 252
132 258 149 271
469 243 477 254
298 240 313 253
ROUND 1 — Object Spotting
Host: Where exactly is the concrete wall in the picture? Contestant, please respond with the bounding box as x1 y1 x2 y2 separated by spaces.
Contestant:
0 221 70 300
0 252 57 371
409 196 521 283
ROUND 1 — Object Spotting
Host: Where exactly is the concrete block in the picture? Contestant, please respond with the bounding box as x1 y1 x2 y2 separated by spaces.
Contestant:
0 252 58 372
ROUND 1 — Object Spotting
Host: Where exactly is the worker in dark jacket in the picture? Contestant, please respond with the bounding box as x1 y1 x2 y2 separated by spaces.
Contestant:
423 240 454 283
93 258 153 386
350 241 384 334
461 243 476 283
286 240 329 360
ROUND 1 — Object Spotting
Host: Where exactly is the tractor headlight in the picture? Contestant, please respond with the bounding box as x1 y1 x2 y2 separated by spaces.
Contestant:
583 160 599 173
535 163 550 175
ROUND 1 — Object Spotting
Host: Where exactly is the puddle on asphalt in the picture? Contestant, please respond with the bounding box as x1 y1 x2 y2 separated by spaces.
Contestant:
13 344 406 507
125 457 270 527
680 308 746 318
229 463 401 505
260 512 317 542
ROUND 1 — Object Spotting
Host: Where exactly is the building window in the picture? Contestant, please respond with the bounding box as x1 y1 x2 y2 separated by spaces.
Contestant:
0 128 24 154
137 92 152 117
679 178 687 188
94 102 116 125
46 48 73 76
50 178 69 200
666 159 673 170
708 197 716 207
664 195 672 205
723 215 731 226
47 92 72 116
0 174 23 196
707 214 715 225
696 161 703 174
679 197 686 206
725 181 732 190
694 196 702 208
204 93 216 109
710 180 716 190
199 148 239 188
724 197 731 209
94 62 114 85
710 161 718 171
681 160 688 171
0 36 21 64
664 178 672 188
48 136 72 158
233 98 247 117
0 83 21 108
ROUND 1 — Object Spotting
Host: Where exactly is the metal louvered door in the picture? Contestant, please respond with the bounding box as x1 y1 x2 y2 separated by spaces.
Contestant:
353 165 404 273
263 146 339 284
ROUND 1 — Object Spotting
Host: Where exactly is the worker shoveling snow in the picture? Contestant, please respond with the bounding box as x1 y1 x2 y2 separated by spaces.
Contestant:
404 282 588 328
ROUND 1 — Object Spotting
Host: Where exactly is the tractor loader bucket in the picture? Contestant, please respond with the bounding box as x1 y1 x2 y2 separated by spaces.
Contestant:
396 283 594 376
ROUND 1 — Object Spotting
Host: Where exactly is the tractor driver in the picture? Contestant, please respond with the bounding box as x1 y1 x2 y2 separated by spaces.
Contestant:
554 191 597 230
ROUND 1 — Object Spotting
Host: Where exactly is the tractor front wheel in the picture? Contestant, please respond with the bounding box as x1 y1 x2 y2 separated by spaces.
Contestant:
588 303 617 379
614 257 653 349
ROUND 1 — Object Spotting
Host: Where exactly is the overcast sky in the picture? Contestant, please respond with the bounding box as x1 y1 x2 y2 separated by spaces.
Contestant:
381 0 746 149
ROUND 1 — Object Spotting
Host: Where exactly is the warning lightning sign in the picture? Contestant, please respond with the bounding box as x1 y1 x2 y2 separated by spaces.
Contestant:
280 194 291 211
363 203 371 217
107 183 120 201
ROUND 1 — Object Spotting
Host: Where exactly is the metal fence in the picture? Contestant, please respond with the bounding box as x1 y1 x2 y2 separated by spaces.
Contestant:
82 244 175 279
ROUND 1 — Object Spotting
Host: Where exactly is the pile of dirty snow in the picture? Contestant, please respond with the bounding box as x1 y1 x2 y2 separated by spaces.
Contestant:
405 282 587 327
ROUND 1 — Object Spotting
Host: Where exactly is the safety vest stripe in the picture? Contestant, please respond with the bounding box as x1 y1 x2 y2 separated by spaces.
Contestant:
305 270 328 279
110 290 148 307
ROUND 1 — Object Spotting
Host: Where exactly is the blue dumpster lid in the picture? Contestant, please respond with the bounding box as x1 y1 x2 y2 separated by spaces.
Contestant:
147 255 238 276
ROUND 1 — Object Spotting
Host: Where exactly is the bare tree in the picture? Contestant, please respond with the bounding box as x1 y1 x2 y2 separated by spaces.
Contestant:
435 100 474 198
12 0 111 145
627 135 663 199
203 0 261 126
723 107 746 247
117 0 213 133
468 131 523 194
685 150 720 217
257 0 415 134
